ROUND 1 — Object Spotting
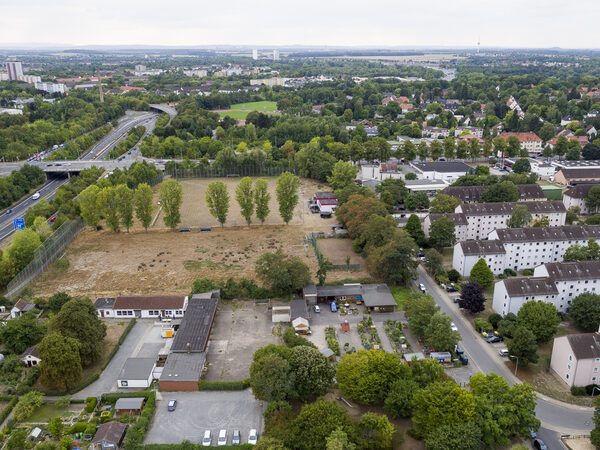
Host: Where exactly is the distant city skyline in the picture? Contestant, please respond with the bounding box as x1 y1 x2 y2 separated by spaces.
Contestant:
1 0 600 49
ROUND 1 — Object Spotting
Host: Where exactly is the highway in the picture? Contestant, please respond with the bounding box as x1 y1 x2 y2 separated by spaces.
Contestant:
415 265 594 448
0 111 158 243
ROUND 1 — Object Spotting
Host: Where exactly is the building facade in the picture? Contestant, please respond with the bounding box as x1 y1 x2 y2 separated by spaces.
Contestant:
563 184 597 214
6 61 23 81
455 201 567 240
410 161 473 182
551 333 600 387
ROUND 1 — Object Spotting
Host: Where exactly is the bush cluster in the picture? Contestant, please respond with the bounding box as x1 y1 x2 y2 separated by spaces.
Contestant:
191 277 272 300
197 379 250 391
123 392 155 449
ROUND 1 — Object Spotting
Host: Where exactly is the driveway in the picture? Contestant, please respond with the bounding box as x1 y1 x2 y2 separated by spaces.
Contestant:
145 390 264 445
415 266 594 436
72 320 153 399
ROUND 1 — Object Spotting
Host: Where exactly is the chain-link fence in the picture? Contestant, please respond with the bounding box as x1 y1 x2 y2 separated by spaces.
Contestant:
6 218 87 298
166 165 297 179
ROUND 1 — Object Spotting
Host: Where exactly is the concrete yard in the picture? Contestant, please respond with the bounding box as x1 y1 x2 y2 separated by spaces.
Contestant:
146 390 265 445
205 302 281 381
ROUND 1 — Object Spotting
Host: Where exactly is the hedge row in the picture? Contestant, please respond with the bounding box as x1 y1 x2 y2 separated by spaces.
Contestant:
197 379 250 391
0 396 18 425
85 397 98 413
101 390 153 404
119 319 137 345
123 391 156 449
42 373 100 396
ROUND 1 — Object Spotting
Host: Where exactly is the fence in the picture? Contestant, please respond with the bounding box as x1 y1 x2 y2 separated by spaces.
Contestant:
306 233 361 271
6 218 87 297
166 165 297 179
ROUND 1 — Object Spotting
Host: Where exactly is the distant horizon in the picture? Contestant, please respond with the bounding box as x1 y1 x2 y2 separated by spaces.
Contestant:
2 0 600 50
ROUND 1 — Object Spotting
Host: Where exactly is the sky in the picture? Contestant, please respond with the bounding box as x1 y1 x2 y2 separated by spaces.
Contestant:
1 0 600 49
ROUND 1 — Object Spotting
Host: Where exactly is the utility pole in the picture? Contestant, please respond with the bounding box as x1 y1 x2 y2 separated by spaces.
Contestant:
97 68 104 103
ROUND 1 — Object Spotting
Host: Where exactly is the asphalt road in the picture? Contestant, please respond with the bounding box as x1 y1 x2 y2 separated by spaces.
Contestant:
415 265 593 447
0 112 157 243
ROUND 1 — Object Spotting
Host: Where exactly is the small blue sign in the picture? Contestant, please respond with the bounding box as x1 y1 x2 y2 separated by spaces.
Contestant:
13 218 25 230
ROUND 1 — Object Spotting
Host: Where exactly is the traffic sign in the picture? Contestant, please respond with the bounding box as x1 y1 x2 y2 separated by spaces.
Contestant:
13 218 25 230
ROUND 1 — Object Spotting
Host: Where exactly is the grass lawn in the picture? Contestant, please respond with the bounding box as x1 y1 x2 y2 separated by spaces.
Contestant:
230 101 277 111
389 286 414 310
28 404 78 423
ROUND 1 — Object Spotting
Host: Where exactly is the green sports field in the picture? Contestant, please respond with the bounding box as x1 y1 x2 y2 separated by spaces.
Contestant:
217 110 252 119
229 101 277 111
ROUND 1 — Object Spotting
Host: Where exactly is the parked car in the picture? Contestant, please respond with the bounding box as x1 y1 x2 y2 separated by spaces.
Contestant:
232 430 240 445
486 335 503 343
498 348 509 357
453 296 462 304
314 305 321 313
167 399 177 411
459 354 468 365
330 301 337 312
451 322 458 332
532 439 548 450
218 429 227 446
446 283 458 292
248 429 258 445
418 283 426 293
202 430 212 447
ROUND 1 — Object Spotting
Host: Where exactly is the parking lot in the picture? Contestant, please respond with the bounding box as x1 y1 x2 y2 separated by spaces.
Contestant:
205 302 281 381
145 390 264 445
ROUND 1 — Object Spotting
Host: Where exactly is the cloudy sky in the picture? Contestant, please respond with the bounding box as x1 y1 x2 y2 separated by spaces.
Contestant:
1 0 599 49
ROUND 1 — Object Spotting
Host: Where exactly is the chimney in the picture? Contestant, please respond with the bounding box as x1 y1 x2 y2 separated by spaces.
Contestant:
187 343 191 353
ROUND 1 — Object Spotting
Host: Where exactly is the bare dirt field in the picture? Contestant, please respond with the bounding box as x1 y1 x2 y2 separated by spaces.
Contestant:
153 176 332 229
31 225 318 297
317 237 371 279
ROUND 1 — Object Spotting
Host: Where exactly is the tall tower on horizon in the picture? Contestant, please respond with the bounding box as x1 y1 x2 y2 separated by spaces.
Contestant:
252 49 258 60
477 36 481 53
97 68 104 103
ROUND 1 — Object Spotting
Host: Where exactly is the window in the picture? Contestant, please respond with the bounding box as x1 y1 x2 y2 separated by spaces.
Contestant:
566 374 570 379
569 355 572 361
595 367 599 373
117 311 122 316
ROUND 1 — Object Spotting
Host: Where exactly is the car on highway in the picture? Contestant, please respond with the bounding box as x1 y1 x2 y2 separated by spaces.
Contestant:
5 209 12 215
532 438 548 450
418 283 426 293
451 322 458 332
248 429 258 445
486 335 503 343
167 399 177 411
32 192 40 200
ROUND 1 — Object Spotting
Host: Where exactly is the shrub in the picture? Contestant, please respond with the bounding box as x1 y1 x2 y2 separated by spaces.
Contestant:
263 400 292 418
503 268 517 277
522 269 534 276
474 318 492 332
198 379 250 391
0 397 18 425
85 397 98 413
65 422 88 434
283 327 316 348
488 313 502 329
447 269 461 283
571 385 587 396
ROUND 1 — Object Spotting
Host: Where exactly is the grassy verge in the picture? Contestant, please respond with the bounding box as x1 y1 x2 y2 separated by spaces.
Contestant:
389 286 414 310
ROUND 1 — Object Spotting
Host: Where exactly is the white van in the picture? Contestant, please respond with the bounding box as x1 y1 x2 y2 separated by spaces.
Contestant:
202 430 211 447
218 429 227 446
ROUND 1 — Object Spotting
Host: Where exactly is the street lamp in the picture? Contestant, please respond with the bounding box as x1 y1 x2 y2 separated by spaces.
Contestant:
510 355 519 376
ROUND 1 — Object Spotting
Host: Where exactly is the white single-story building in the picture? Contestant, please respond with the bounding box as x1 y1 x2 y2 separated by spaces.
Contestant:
272 306 291 323
11 298 35 319
117 357 156 389
94 295 188 319
410 161 473 182
21 346 41 368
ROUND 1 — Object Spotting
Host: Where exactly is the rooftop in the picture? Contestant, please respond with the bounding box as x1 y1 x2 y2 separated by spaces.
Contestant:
553 160 600 168
458 201 566 216
501 277 559 297
92 421 127 445
308 284 396 308
459 240 506 256
290 298 309 320
564 184 597 199
494 225 600 243
558 168 600 180
428 213 469 226
412 161 472 173
94 297 115 309
544 261 600 281
160 352 206 383
404 179 449 187
441 184 545 202
113 295 186 310
118 358 155 380
114 397 145 411
566 333 600 360
170 291 219 353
